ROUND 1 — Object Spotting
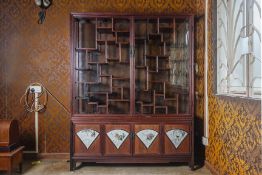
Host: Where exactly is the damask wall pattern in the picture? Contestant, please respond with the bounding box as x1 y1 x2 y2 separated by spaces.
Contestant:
205 1 261 175
0 0 204 154
195 16 205 118
1 1 260 175
0 54 6 120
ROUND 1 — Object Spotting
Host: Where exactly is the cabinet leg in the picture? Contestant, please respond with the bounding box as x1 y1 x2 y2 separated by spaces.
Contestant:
7 169 12 175
70 160 76 171
19 162 23 173
189 160 195 170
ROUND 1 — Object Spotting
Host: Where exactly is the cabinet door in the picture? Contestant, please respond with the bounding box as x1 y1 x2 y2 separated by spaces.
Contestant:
73 17 131 115
134 17 192 115
105 124 131 156
74 124 101 156
134 124 160 155
164 124 190 155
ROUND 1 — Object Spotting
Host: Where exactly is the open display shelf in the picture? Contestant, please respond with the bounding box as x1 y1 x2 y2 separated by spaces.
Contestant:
70 13 194 171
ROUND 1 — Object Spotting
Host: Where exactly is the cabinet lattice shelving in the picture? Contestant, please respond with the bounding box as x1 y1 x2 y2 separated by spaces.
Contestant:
70 13 194 171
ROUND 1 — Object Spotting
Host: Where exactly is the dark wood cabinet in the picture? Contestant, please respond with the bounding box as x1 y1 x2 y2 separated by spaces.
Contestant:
70 13 194 170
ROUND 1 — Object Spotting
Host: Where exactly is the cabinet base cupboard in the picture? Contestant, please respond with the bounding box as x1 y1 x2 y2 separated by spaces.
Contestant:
70 13 195 171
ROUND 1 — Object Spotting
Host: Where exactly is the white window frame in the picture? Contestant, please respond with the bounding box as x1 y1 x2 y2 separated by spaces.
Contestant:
216 0 261 99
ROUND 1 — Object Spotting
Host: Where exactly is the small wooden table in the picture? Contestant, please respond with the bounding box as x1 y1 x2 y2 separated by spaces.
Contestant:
0 146 24 175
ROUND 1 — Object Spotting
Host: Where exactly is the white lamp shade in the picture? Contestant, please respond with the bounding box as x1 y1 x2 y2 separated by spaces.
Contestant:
35 0 51 8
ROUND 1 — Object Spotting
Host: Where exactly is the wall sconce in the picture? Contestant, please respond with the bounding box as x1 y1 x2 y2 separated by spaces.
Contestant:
35 0 52 24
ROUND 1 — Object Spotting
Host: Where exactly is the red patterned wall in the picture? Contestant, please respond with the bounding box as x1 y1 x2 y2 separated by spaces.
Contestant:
0 0 204 154
1 1 260 174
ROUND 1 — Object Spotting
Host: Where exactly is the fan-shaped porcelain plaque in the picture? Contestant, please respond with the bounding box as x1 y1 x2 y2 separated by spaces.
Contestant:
77 129 99 149
107 129 129 149
136 129 158 149
166 129 188 148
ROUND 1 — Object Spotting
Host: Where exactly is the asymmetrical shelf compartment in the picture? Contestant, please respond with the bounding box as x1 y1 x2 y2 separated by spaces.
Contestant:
71 13 194 171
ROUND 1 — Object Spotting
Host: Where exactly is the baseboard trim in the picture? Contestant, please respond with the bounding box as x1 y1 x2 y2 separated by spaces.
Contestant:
205 160 220 175
24 153 69 160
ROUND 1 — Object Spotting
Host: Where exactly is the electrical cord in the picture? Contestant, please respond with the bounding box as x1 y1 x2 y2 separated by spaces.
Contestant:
20 82 70 114
38 9 46 24
20 83 47 112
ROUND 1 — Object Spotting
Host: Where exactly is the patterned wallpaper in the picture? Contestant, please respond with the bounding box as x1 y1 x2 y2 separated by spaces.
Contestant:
0 0 205 153
205 1 261 175
3 1 260 175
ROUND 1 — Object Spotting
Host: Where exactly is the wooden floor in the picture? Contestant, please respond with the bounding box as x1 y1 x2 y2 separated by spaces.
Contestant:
0 160 211 175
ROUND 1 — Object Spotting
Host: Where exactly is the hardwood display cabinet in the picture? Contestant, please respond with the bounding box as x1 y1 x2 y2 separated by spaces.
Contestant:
70 13 195 170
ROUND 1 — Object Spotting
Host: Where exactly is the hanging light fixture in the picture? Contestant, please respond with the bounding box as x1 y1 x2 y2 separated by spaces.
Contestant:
35 0 52 24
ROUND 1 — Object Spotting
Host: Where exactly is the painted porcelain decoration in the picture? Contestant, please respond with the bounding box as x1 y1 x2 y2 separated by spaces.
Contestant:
107 129 129 149
166 129 188 148
136 129 158 149
77 129 99 149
